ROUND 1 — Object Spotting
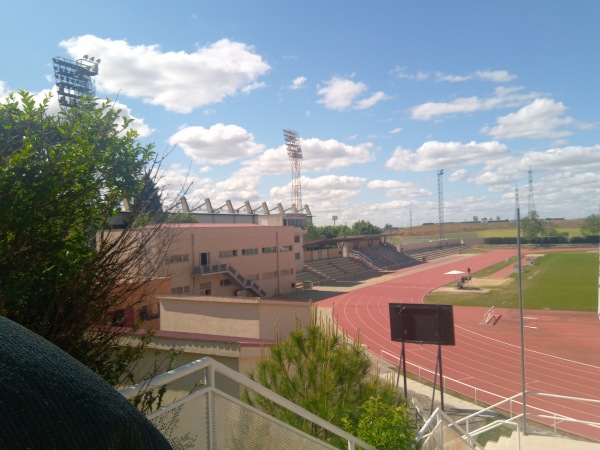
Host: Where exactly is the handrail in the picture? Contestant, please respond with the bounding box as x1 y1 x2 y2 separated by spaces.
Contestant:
416 407 485 450
192 262 267 297
381 349 600 439
349 249 375 269
120 357 377 450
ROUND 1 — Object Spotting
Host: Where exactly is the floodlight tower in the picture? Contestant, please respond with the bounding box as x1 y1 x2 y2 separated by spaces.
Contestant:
283 129 303 211
527 166 536 214
438 169 445 241
52 55 100 108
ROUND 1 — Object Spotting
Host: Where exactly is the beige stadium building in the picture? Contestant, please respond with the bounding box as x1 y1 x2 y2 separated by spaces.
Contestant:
113 201 316 385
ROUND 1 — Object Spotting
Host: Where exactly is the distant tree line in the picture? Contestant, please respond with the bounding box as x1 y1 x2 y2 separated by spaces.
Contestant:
306 220 381 241
484 212 599 245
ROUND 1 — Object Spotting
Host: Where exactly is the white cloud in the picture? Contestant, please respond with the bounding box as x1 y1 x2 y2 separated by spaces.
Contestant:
411 86 538 121
392 67 430 81
475 70 517 83
367 179 431 198
317 77 387 110
436 70 516 83
466 145 600 194
449 169 467 182
0 80 9 98
290 76 306 90
317 77 366 110
169 123 265 165
270 174 366 207
389 127 402 135
354 91 388 110
59 35 270 113
113 101 153 137
241 137 376 175
385 140 509 172
481 98 575 140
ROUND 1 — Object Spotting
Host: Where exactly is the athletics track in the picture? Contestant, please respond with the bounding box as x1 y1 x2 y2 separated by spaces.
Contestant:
317 249 600 441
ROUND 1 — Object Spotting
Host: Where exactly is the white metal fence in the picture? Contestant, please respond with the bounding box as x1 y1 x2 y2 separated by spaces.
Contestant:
120 357 376 450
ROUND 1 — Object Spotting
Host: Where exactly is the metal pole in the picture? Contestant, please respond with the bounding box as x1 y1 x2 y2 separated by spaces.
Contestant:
438 343 445 411
517 206 528 434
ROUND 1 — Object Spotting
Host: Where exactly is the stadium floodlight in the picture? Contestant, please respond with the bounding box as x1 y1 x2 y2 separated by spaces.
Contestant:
52 55 100 108
283 129 303 211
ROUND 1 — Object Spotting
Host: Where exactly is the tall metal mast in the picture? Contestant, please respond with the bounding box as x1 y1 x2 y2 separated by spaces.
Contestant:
283 129 303 211
527 166 536 214
438 169 445 241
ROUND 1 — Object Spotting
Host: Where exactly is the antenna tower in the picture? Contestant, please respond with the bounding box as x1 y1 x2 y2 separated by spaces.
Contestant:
283 129 303 211
527 166 536 214
438 169 445 241
52 55 100 108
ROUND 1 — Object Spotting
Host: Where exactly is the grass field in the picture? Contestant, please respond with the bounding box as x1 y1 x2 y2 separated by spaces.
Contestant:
390 219 584 243
425 251 598 311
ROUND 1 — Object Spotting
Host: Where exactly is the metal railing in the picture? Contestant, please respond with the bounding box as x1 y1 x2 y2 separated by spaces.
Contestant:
120 357 377 450
382 349 600 443
348 249 375 269
193 263 267 297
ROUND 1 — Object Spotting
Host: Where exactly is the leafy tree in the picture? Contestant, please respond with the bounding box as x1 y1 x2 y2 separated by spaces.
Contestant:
305 221 322 240
0 91 182 385
320 225 340 240
342 396 416 450
336 224 352 237
351 220 381 236
244 309 415 448
580 214 600 238
520 210 544 241
131 171 164 221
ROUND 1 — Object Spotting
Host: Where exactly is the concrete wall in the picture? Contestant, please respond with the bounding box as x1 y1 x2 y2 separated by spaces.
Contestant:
158 295 311 341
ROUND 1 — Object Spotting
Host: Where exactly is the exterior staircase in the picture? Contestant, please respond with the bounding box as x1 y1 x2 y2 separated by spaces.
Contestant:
193 262 267 297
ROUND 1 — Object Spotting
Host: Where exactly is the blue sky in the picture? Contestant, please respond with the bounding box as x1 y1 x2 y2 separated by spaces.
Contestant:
2 1 599 227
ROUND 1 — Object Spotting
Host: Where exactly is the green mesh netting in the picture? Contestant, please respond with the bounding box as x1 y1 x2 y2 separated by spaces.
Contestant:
0 316 172 449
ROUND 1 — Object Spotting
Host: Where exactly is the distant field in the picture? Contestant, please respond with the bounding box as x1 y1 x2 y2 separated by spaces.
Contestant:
425 251 597 311
391 219 583 243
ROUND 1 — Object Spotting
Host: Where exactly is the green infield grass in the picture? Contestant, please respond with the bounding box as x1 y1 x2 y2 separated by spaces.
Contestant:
425 251 598 311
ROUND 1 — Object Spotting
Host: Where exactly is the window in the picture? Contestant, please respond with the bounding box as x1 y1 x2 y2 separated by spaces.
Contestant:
294 236 300 243
164 254 189 264
140 304 160 321
171 285 190 294
280 268 294 276
283 218 307 228
279 245 292 252
219 249 237 258
295 252 301 260
220 279 233 287
242 248 258 256
263 271 278 280
262 246 277 254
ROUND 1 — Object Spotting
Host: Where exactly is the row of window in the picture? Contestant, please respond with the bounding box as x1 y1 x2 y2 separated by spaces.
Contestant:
164 254 189 264
219 246 293 257
167 246 298 263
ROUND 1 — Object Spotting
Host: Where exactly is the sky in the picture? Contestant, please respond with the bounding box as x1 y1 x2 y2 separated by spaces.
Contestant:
1 1 599 227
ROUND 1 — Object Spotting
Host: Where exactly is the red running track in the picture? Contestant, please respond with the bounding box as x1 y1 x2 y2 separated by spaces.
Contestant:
317 249 600 441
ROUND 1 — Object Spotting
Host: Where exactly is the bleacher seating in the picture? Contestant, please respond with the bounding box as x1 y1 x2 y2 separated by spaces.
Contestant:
299 258 382 285
297 243 472 287
353 244 423 270
405 243 470 262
